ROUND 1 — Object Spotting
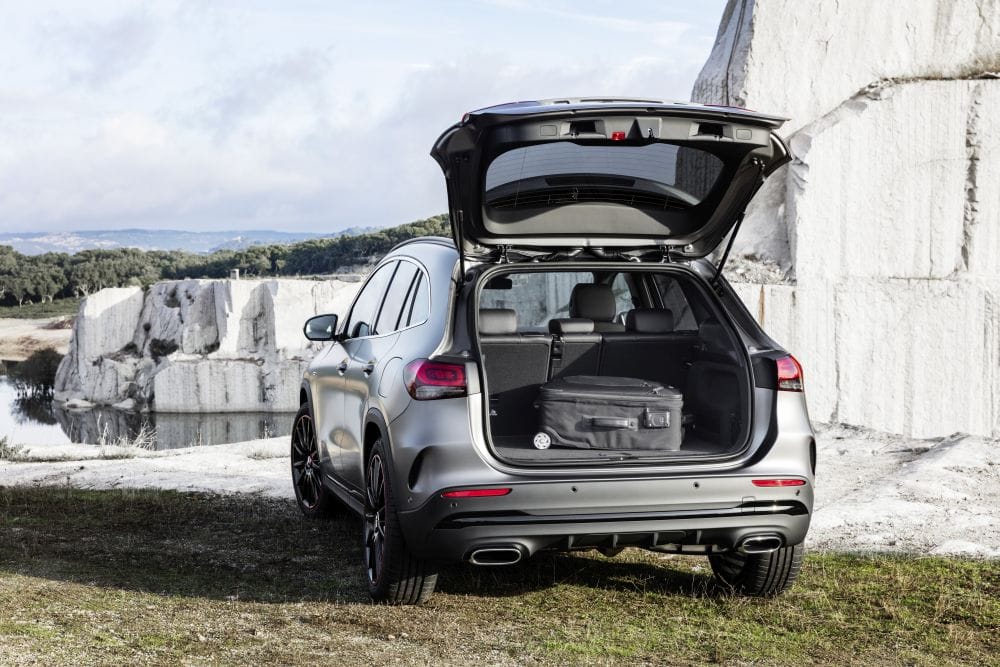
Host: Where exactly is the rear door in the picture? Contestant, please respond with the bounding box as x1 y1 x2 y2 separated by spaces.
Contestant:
334 262 395 489
339 260 422 491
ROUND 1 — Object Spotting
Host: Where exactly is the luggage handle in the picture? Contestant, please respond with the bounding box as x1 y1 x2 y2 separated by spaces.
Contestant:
588 416 638 431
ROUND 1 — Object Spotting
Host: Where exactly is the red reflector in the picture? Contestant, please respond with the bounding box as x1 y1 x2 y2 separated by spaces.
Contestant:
752 479 806 487
610 131 626 141
776 354 804 392
441 488 512 498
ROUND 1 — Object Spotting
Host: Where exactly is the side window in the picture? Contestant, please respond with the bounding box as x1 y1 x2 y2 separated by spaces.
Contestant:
610 273 637 321
374 261 419 335
403 271 429 327
652 274 698 331
344 262 394 339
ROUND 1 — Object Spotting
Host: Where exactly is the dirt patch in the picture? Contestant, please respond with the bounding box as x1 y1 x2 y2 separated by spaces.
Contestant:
0 318 72 361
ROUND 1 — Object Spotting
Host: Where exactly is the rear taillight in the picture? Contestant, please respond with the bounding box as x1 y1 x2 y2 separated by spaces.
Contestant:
403 359 467 400
776 354 804 392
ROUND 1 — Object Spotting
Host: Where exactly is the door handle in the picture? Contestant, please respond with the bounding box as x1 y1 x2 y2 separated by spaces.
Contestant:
362 361 376 375
337 360 348 375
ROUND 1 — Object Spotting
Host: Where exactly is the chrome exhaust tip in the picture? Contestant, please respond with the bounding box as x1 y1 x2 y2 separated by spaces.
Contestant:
738 535 783 555
468 547 523 566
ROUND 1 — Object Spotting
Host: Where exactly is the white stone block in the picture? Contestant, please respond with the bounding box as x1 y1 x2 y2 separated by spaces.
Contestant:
694 0 1000 134
790 81 977 282
56 277 363 412
73 287 144 362
153 359 308 412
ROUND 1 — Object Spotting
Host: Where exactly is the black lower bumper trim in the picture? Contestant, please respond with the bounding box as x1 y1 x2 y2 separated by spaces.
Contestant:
435 500 808 530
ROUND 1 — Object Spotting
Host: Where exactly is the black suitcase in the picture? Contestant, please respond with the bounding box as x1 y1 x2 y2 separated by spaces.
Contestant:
535 375 683 451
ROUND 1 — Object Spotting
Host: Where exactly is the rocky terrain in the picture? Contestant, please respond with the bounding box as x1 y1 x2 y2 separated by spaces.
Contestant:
54 278 362 412
700 0 1000 439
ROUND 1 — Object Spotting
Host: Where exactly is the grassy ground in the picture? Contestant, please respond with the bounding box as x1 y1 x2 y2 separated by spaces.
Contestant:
0 297 80 319
0 487 996 666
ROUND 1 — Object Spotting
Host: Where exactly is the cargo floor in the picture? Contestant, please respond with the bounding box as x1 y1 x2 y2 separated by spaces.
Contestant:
491 434 731 462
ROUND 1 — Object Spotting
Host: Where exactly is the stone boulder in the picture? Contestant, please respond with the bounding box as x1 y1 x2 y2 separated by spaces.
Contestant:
697 1 1000 437
54 278 361 413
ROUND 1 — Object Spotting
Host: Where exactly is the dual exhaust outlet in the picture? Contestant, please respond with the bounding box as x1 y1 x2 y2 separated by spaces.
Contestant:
468 536 783 564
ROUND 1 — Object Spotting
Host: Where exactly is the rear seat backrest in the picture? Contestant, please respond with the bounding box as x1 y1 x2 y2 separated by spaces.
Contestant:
570 284 626 333
548 318 601 378
478 308 552 435
600 307 695 387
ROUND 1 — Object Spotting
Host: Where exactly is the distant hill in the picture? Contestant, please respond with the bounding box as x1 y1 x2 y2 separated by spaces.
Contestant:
0 228 375 256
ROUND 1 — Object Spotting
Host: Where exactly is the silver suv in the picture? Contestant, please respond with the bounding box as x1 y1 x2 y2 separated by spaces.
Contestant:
294 98 815 604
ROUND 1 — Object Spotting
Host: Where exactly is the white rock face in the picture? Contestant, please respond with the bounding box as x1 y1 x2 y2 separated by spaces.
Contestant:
699 1 1000 438
55 278 361 413
734 279 1000 438
695 0 1000 135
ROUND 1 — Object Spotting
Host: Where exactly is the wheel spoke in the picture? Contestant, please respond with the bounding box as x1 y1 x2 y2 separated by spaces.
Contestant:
364 447 389 585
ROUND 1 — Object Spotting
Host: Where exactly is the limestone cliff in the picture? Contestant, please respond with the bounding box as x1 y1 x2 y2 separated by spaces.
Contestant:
697 0 1000 437
54 278 361 413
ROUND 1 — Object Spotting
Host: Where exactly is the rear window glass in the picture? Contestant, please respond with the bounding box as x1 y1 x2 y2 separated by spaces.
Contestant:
480 271 593 332
484 142 723 210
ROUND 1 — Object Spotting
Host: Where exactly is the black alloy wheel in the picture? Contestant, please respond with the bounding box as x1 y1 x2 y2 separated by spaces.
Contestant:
364 436 438 604
290 405 338 518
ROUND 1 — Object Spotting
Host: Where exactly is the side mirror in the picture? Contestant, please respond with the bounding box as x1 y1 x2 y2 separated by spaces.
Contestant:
303 314 339 341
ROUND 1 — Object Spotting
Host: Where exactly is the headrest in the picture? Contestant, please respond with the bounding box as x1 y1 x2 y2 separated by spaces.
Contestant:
626 308 674 333
569 284 616 322
548 318 595 335
478 308 517 335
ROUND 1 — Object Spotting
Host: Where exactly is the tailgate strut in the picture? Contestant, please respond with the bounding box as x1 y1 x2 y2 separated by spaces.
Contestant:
712 156 766 289
712 211 745 287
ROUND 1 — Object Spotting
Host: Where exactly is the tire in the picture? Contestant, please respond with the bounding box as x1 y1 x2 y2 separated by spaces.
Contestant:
709 543 804 597
290 405 340 519
364 436 438 604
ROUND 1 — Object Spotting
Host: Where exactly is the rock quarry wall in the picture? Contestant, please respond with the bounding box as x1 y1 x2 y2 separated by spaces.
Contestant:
55 278 362 413
698 0 1000 437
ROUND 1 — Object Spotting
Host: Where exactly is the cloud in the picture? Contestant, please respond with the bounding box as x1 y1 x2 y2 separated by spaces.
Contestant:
192 49 335 139
0 2 725 234
37 8 161 88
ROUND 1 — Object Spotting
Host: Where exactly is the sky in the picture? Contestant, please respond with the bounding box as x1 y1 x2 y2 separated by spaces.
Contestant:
0 0 726 235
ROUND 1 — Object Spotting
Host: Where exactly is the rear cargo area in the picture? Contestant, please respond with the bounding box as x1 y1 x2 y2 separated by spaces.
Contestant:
476 267 752 464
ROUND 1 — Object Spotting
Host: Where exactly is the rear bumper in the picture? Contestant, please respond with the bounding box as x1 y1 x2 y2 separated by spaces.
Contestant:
398 478 812 562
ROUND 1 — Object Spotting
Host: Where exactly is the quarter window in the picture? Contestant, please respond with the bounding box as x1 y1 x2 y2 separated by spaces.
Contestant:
375 261 419 335
652 274 698 331
403 272 429 327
